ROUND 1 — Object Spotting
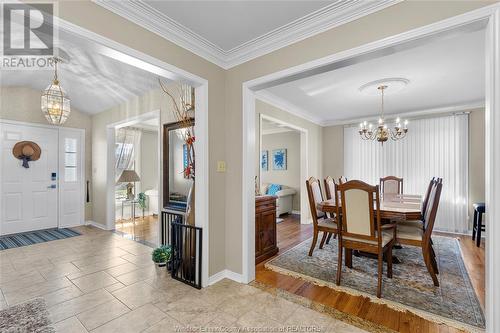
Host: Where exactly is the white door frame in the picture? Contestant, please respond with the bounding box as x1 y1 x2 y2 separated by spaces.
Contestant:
259 113 309 225
242 4 500 332
0 119 86 232
55 17 210 287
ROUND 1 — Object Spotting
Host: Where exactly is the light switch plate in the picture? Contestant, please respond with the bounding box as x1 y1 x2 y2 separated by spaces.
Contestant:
217 161 226 172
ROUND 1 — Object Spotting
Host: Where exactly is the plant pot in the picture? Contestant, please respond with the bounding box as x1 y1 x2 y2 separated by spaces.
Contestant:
155 261 166 267
166 260 172 272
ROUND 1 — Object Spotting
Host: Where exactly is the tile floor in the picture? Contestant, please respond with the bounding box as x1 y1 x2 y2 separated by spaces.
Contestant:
0 226 367 333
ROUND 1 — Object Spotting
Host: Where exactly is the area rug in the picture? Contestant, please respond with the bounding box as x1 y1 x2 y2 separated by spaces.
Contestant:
0 298 55 333
265 236 485 331
0 228 81 250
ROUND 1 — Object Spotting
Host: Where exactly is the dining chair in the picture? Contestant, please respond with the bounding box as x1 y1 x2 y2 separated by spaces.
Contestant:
324 176 336 201
338 176 348 184
306 177 338 256
398 177 437 229
396 179 443 286
380 176 403 196
324 176 341 244
336 180 396 298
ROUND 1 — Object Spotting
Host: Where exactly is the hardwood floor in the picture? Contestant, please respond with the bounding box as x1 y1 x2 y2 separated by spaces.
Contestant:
256 215 485 333
115 215 158 247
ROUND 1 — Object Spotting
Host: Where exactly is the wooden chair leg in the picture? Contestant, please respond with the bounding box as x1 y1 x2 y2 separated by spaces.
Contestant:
308 229 318 256
429 245 439 275
319 232 328 249
336 240 343 286
386 246 393 278
472 210 478 241
325 232 333 244
476 212 483 247
345 249 353 268
423 247 439 286
377 251 383 298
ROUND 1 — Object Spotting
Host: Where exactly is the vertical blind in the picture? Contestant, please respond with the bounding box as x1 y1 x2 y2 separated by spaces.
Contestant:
343 114 469 233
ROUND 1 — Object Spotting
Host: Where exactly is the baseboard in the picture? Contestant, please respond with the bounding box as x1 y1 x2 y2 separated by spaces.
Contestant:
208 269 245 285
85 220 107 230
291 210 301 215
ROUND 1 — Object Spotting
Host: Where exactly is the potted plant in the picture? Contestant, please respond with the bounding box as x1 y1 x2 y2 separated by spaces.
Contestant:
151 245 171 267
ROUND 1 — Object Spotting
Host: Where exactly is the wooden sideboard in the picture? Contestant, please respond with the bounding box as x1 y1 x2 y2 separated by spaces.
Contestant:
255 195 279 264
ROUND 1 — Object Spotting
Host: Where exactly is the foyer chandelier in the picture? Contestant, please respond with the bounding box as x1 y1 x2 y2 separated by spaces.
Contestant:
41 57 71 125
358 84 408 144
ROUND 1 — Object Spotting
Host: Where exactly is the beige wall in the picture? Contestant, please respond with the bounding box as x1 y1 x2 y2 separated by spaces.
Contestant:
322 125 344 182
255 99 323 217
51 0 492 276
140 130 158 193
261 131 301 211
0 86 93 220
469 108 485 228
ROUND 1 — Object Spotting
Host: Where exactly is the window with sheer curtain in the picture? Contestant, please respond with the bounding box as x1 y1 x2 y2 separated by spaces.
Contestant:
343 114 469 233
115 128 142 199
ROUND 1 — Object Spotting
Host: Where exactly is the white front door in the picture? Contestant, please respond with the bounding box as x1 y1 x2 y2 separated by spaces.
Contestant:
1 123 59 235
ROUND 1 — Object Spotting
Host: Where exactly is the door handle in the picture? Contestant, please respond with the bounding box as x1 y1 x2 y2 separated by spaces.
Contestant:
47 184 57 189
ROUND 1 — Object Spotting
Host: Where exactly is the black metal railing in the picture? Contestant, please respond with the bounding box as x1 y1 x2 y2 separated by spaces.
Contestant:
160 209 202 289
160 209 185 245
171 222 202 289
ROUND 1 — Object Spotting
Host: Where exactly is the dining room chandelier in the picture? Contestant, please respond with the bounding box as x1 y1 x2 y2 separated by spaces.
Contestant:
41 57 71 125
358 85 408 144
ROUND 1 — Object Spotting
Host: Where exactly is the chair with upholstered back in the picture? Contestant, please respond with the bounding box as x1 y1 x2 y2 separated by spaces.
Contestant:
336 180 396 298
380 176 403 197
398 177 437 229
421 177 436 217
324 176 336 201
324 176 341 244
396 179 443 286
306 177 338 256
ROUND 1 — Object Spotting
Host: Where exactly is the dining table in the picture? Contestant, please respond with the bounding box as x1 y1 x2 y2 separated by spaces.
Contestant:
317 193 423 264
317 193 423 221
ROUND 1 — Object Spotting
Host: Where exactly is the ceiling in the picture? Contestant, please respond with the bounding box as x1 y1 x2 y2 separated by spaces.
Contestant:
95 0 400 69
144 1 331 51
1 29 167 114
261 118 296 135
260 28 486 126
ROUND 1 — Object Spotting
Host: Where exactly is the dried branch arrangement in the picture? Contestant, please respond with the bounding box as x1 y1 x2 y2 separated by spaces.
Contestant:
159 79 196 179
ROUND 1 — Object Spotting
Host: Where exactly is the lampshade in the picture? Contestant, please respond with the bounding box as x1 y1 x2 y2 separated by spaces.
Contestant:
117 170 140 183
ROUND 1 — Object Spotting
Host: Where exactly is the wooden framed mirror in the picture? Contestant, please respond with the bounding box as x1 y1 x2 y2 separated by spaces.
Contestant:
163 119 195 209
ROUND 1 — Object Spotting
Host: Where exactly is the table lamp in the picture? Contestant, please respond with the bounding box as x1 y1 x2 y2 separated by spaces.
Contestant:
117 170 141 199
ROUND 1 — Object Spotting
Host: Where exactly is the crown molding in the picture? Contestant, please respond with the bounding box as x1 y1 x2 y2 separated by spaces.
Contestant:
93 0 402 69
